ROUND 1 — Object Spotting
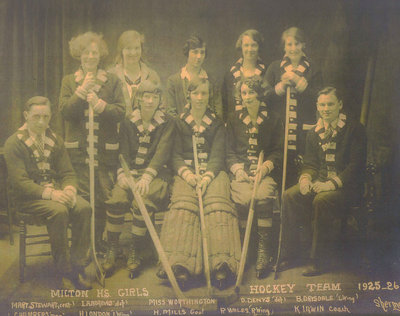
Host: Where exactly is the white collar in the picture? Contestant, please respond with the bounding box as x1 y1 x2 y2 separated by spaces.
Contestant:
323 118 339 130
180 66 208 80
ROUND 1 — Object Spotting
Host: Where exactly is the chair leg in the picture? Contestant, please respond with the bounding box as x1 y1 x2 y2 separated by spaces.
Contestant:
19 220 26 283
8 202 14 245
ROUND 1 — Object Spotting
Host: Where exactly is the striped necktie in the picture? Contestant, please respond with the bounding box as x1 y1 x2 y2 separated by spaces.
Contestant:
36 134 44 153
325 125 333 140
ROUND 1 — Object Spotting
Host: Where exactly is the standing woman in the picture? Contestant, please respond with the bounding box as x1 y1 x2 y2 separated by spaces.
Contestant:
222 29 269 122
59 32 125 253
265 27 323 187
166 35 222 119
109 30 161 116
226 77 283 278
159 78 241 290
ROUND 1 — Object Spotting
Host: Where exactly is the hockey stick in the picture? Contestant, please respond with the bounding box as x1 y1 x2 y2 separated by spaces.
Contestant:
234 150 264 293
274 86 291 280
88 103 106 286
119 155 187 301
192 134 212 296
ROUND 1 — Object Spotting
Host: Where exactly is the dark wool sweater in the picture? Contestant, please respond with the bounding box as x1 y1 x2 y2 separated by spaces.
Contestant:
4 128 77 201
302 117 367 197
118 110 175 174
59 69 125 167
265 58 323 126
172 111 226 177
226 108 284 181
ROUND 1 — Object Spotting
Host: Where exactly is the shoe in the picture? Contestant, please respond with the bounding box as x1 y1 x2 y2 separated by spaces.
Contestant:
103 241 118 277
74 273 93 290
72 253 92 275
127 244 142 279
302 261 322 277
156 266 168 280
255 230 274 279
276 259 292 272
95 239 108 256
172 265 189 289
62 271 92 290
213 262 233 290
59 276 76 290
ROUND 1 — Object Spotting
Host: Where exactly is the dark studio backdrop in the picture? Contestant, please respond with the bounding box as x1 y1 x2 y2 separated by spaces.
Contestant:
0 0 399 260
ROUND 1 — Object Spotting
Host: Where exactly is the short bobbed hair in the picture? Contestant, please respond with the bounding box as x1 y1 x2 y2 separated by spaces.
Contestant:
115 30 145 65
317 86 343 102
134 80 162 108
235 29 264 52
69 32 108 60
187 77 210 95
281 27 306 47
236 76 269 103
186 78 211 108
183 35 207 58
24 96 51 112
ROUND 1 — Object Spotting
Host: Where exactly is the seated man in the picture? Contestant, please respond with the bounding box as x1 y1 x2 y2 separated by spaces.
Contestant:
4 96 92 289
279 86 367 276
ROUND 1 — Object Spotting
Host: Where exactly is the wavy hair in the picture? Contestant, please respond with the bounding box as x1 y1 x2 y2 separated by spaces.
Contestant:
69 31 108 60
235 76 270 103
183 34 207 58
235 29 264 53
115 30 145 65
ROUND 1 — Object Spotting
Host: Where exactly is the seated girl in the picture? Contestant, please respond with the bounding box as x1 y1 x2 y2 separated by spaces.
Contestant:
159 78 241 290
226 76 283 278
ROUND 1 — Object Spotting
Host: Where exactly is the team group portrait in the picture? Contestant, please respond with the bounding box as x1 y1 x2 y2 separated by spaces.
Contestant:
0 0 399 315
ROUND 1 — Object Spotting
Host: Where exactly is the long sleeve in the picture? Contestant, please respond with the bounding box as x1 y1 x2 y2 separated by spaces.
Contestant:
336 123 367 187
208 74 223 120
301 131 320 180
301 121 367 189
166 75 179 117
59 75 87 121
261 115 284 170
171 119 187 174
4 137 45 200
226 119 242 171
297 63 323 125
305 65 323 97
53 137 78 189
221 71 235 122
97 74 125 124
205 121 226 176
265 60 281 88
4 134 77 200
212 88 223 121
118 119 132 170
147 117 175 174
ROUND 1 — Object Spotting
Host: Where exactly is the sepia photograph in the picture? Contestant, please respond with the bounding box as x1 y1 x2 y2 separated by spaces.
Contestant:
0 0 399 315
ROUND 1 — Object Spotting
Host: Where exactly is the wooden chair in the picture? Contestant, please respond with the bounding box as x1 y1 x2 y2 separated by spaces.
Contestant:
339 162 377 268
17 212 52 282
0 151 13 245
5 176 53 282
17 211 74 282
341 162 376 236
